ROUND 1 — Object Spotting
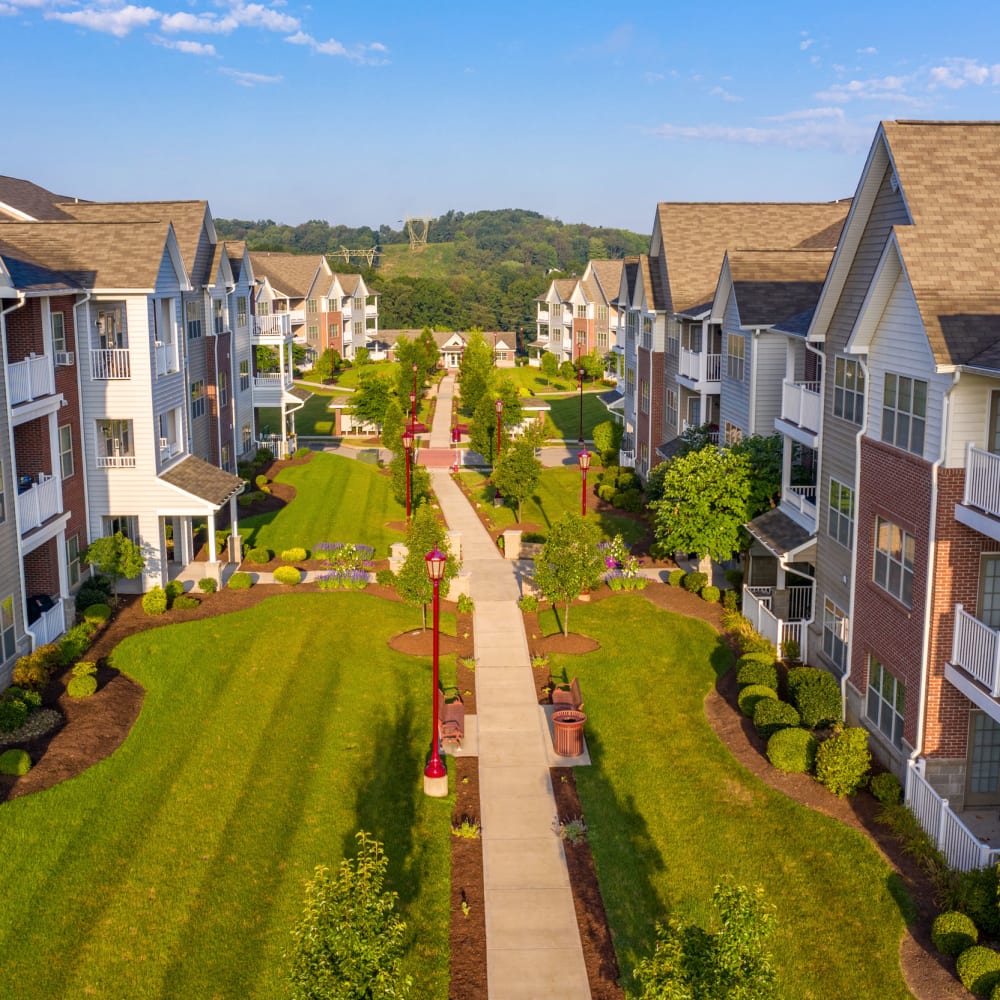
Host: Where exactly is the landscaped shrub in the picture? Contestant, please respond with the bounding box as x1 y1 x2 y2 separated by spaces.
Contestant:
245 547 272 565
0 749 31 776
280 547 308 563
228 572 252 590
457 594 475 613
932 911 978 956
701 585 720 603
752 698 801 739
667 569 685 587
58 624 95 665
0 698 28 733
254 473 269 492
12 644 61 691
73 661 96 678
736 657 779 691
738 684 777 718
75 575 112 612
721 589 740 611
787 666 842 729
598 484 616 503
957 945 1000 995
172 595 200 610
375 568 395 587
83 603 111 624
943 867 1000 937
815 725 871 797
273 566 301 586
7 687 41 711
612 488 643 512
738 631 779 657
164 580 184 602
67 674 98 698
293 446 311 459
681 571 708 594
518 595 539 612
197 578 217 594
870 771 903 806
142 586 168 616
767 727 818 773
724 568 744 591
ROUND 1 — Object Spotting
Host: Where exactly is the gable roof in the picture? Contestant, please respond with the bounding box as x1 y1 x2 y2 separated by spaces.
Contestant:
587 259 624 305
724 249 835 328
0 176 82 221
249 251 328 299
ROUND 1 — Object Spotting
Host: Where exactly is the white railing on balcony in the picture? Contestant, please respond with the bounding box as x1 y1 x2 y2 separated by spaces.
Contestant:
96 453 137 468
28 601 66 648
257 434 297 459
952 603 1000 695
780 380 822 432
783 483 818 523
964 445 1000 520
253 314 292 338
91 348 130 380
253 373 293 390
16 473 61 532
906 761 1000 871
742 586 807 660
159 438 182 463
678 348 721 383
8 353 54 404
289 308 305 324
154 341 179 377
787 585 814 621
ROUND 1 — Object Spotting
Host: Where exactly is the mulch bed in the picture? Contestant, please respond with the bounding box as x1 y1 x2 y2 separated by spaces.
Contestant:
450 756 487 1000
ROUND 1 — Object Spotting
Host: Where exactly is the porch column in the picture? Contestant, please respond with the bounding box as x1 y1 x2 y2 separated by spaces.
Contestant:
178 517 193 565
207 512 218 563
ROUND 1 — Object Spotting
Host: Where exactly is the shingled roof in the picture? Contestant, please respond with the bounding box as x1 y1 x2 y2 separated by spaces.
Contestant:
0 176 82 221
249 251 327 299
727 249 834 327
160 456 244 507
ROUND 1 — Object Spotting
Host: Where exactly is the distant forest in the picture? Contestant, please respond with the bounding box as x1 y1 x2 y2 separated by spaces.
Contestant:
214 209 648 336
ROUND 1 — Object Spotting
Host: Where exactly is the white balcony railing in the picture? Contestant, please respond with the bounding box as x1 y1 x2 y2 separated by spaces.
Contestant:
252 314 292 339
154 341 180 377
8 353 55 404
964 445 1000 520
678 348 721 384
91 348 131 380
28 601 66 648
952 603 1000 695
253 373 293 390
780 380 822 432
96 453 137 469
16 473 62 533
742 585 810 660
159 438 181 463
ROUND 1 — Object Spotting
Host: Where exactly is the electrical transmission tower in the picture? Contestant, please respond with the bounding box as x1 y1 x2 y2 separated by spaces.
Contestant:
405 215 430 249
327 246 379 267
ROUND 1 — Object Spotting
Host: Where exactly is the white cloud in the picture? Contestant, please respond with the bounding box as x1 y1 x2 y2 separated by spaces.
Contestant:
230 2 298 33
710 85 742 103
800 38 814 51
46 4 160 38
160 11 234 34
221 67 282 87
284 30 389 64
928 57 1000 89
647 115 872 153
857 46 878 55
153 35 217 56
763 106 845 122
815 74 917 103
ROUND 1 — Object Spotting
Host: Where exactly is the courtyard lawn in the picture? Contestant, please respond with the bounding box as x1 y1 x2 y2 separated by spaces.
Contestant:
492 365 578 395
261 387 339 437
456 467 646 546
0 593 452 999
239 452 405 557
331 360 400 390
553 595 914 999
540 392 610 442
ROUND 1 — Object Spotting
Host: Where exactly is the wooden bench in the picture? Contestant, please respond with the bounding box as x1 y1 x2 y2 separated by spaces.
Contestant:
438 689 465 749
551 676 583 712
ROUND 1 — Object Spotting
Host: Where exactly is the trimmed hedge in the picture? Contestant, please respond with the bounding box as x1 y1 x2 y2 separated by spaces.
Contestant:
0 699 28 733
945 867 1000 938
164 580 184 602
701 585 720 603
245 547 272 565
870 771 903 806
0 749 32 776
83 603 112 623
957 946 1000 995
787 666 842 729
227 572 253 590
735 656 778 691
767 727 817 773
273 566 301 586
752 699 801 739
815 726 871 797
932 911 978 956
197 578 218 594
142 586 168 616
681 572 708 594
667 569 685 587
737 684 777 718
172 595 200 610
68 674 98 698
280 547 308 563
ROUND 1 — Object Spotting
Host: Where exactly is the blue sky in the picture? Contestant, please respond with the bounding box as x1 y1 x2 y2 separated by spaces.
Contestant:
3 0 999 234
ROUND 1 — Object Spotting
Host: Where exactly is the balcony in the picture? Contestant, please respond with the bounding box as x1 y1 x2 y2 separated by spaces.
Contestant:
950 604 1000 696
782 484 818 531
742 584 813 660
16 473 62 533
677 348 721 386
154 340 180 378
778 380 822 439
8 353 55 404
28 599 67 647
253 314 293 340
159 437 182 464
252 372 295 406
91 348 131 380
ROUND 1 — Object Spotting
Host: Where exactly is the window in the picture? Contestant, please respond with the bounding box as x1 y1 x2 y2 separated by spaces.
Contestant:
96 420 135 467
237 296 248 328
51 311 66 353
0 596 14 662
577 305 587 318
874 517 915 606
0 459 4 523
626 368 635 399
366 317 376 330
186 300 202 340
642 317 653 335
242 423 253 453
353 296 364 312
538 302 549 314
308 324 319 343
103 515 138 541
551 329 562 344
882 373 927 455
552 303 562 318
239 359 250 392
597 306 608 322
328 298 339 312
823 598 849 672
576 331 586 345
330 323 340 339
221 444 231 473
667 319 679 356
827 479 854 548
219 372 228 408
867 658 905 748
596 331 608 350
191 380 206 419
213 298 225 334
726 333 745 381
59 424 74 479
353 321 363 337
665 389 678 429
306 299 318 314
257 299 271 316
365 295 375 307
96 306 126 349
67 534 81 589
640 379 649 414
833 357 865 424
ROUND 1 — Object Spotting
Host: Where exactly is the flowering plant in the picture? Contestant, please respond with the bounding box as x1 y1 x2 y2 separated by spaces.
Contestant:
315 542 374 591
598 535 647 592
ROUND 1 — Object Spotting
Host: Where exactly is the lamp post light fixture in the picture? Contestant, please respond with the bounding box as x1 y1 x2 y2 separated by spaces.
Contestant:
577 366 585 445
423 547 448 796
402 427 414 522
578 448 592 517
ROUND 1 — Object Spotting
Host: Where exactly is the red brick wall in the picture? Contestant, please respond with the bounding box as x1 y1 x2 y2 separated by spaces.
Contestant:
4 298 43 361
24 538 59 596
325 312 343 354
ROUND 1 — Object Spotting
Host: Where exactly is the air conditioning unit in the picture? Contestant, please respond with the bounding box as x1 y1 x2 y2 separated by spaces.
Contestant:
55 351 74 366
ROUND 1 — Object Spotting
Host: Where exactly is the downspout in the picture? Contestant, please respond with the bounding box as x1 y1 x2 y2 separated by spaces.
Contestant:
71 293 93 577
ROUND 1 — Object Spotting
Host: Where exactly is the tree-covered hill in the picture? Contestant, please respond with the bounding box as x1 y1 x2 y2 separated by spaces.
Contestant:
214 208 648 335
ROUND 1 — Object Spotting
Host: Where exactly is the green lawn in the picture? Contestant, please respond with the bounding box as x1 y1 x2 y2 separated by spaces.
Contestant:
492 365 580 394
239 452 405 557
540 392 609 441
456 467 646 545
0 593 452 999
551 596 913 999
260 387 340 437
330 360 400 390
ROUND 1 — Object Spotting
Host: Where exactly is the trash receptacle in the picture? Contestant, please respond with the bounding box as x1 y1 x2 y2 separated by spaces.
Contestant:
552 709 586 757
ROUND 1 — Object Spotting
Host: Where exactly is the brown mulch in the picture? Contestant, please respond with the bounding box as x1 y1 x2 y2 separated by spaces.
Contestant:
450 756 487 1000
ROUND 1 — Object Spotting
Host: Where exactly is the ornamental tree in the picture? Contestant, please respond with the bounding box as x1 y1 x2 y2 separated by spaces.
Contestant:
492 439 541 522
350 369 393 434
395 501 459 628
469 379 522 465
539 351 560 384
730 434 783 521
532 512 603 636
457 329 493 415
84 531 145 603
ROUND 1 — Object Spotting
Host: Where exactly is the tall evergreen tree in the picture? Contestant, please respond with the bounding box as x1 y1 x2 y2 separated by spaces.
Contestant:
457 330 493 416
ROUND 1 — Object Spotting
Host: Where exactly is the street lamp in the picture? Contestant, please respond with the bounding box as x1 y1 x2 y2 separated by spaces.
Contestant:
402 428 414 522
410 363 418 431
577 366 585 445
424 547 448 796
493 397 504 501
578 449 592 517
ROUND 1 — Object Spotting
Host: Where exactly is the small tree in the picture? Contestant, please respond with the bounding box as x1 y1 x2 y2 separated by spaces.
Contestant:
288 831 412 1000
469 380 522 464
416 326 440 377
492 439 541 522
84 532 145 603
313 348 336 384
354 345 371 366
381 398 405 455
389 453 431 510
730 434 783 522
533 512 603 636
539 351 560 384
351 369 393 434
395 502 459 628
592 419 623 467
579 348 604 382
457 329 493 415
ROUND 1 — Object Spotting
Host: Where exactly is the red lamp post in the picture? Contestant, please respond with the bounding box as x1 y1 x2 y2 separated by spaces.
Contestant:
410 363 418 431
494 397 504 461
578 449 592 517
577 366 585 445
402 427 414 521
424 547 448 792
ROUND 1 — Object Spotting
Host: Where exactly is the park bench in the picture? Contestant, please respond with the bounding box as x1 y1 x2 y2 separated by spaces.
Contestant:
551 676 584 712
438 689 465 749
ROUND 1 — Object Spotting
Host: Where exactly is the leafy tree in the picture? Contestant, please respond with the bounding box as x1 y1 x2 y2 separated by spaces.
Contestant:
392 337 424 411
539 352 560 384
354 346 371 366
84 532 145 603
645 461 670 504
649 448 751 569
559 359 579 382
730 434 783 521
492 439 541 522
676 422 718 457
457 329 493 415
255 345 279 373
288 831 412 1000
389 452 430 511
416 327 440 377
381 398 405 455
579 349 605 382
533 512 603 636
592 420 623 467
313 348 336 384
395 502 459 628
469 379 523 464
351 369 393 433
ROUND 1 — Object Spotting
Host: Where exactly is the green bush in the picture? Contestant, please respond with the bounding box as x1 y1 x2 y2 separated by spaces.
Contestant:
172 595 201 610
72 661 97 678
457 594 475 614
164 580 184 602
197 577 218 594
7 686 41 710
0 749 31 776
280 547 308 563
870 771 903 806
736 657 779 691
738 684 777 718
58 624 95 665
787 666 842 729
667 569 685 587
67 674 98 698
767 727 817 773
83 603 112 624
701 585 720 603
375 568 396 587
0 698 28 733
142 586 168 616
518 594 539 612
752 698 801 739
724 568 744 591
75 576 112 612
13 644 62 691
293 446 311 459
932 911 978 956
682 571 708 594
943 867 1000 937
228 572 253 591
738 631 779 657
721 589 740 611
815 726 871 797
255 474 269 490
598 484 617 503
957 945 1000 995
273 566 301 586
245 547 272 565
612 488 643 512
